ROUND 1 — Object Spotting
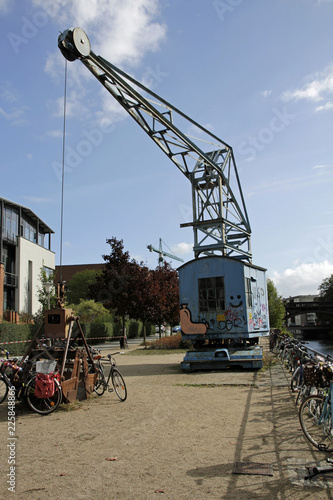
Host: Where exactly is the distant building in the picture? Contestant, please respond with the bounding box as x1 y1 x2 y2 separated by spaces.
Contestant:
0 197 55 318
55 263 105 284
283 294 319 327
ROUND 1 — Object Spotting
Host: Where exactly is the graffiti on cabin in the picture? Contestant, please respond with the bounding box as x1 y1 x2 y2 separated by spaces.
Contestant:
248 286 268 330
217 294 246 331
180 304 209 335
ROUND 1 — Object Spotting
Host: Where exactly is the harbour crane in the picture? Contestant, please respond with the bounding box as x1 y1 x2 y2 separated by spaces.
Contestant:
147 238 184 266
58 28 269 370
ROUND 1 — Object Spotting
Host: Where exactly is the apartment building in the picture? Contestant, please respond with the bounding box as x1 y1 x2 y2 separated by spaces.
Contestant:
0 197 55 318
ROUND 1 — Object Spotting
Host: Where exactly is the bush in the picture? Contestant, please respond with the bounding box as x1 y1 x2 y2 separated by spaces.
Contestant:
147 332 192 350
73 321 114 344
0 323 33 357
128 321 139 339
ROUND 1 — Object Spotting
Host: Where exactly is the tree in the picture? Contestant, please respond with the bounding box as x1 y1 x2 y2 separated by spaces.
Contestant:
90 237 139 333
127 263 156 344
318 274 333 301
149 262 179 336
36 268 57 311
66 269 101 304
70 299 112 323
317 274 333 329
267 278 285 328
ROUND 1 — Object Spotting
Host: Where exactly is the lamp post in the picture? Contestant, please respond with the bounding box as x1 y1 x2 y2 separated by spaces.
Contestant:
44 281 53 310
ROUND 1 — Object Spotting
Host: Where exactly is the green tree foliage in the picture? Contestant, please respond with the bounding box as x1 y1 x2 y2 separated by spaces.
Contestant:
267 278 285 328
70 299 112 323
66 269 101 304
318 274 333 301
317 274 333 329
36 268 57 311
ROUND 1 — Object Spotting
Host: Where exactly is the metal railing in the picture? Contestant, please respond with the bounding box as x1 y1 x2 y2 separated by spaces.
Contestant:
4 272 17 287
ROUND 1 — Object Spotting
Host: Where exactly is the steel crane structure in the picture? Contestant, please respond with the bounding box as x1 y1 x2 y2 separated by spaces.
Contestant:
58 28 251 262
147 238 184 266
58 28 269 370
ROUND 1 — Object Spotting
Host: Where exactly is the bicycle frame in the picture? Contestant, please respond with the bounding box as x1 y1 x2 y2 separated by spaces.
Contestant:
317 381 332 428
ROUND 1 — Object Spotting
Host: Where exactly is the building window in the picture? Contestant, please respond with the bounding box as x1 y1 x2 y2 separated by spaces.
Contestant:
22 217 37 244
198 276 225 313
3 207 18 242
245 277 253 308
38 231 45 247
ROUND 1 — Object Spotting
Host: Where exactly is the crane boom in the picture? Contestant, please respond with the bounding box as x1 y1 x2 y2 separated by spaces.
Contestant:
58 28 252 262
147 238 184 266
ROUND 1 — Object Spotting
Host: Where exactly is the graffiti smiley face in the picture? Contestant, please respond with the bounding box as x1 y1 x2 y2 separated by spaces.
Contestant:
229 295 243 308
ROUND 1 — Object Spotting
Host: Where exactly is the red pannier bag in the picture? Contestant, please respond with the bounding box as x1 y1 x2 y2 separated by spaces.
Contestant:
34 373 55 398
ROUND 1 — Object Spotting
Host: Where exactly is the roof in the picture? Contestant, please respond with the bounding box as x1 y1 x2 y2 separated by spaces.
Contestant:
0 196 54 234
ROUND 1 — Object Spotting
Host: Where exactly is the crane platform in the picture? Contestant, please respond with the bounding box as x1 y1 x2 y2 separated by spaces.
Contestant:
180 346 263 372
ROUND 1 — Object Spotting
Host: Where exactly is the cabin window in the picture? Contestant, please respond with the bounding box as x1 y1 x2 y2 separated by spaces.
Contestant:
198 276 225 313
245 277 253 308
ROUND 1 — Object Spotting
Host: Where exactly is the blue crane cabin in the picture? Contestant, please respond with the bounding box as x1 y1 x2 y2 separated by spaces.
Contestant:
178 256 269 346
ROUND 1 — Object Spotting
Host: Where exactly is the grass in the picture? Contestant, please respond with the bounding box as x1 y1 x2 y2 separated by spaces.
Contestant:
260 351 278 372
58 400 84 411
127 348 187 356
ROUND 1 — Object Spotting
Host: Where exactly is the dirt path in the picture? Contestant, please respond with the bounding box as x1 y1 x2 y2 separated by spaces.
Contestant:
1 345 333 499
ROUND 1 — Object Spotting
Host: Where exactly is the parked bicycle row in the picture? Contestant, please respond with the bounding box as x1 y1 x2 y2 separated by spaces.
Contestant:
0 344 127 416
270 332 333 454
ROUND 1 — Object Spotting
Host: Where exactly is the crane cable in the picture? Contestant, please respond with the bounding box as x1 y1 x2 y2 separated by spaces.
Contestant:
59 59 68 282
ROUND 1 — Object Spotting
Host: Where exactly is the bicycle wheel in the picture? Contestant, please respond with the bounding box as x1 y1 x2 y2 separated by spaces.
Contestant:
26 375 62 415
94 367 106 396
0 376 9 404
111 368 127 401
299 394 333 452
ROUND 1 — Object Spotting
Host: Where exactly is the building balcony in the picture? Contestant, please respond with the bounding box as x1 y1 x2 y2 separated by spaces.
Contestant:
2 229 18 245
4 272 17 287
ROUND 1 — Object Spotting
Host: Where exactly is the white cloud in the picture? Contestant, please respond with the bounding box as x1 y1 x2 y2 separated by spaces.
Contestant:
270 260 333 297
37 0 166 67
53 90 90 119
0 0 11 14
313 164 333 170
282 63 333 104
260 90 272 99
45 130 63 139
171 242 192 256
0 105 29 126
316 101 333 112
40 0 167 127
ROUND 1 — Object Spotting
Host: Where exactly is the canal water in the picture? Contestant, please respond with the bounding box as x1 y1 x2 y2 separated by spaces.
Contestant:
303 336 333 358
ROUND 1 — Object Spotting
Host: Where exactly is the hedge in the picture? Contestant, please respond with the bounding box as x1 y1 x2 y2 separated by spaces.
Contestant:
0 323 33 357
0 318 156 357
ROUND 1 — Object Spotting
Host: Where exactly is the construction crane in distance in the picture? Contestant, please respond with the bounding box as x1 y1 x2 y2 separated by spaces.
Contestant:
147 238 184 266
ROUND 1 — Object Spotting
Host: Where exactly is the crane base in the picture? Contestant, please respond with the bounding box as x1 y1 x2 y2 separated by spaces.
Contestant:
181 346 263 372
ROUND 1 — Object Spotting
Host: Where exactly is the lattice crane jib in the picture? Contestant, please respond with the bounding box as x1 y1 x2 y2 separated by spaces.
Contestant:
58 28 252 262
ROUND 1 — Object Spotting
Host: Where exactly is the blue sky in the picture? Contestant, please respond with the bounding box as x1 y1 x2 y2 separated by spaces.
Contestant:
1 0 333 298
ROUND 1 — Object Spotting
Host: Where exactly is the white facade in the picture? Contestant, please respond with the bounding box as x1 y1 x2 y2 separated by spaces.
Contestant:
17 237 55 315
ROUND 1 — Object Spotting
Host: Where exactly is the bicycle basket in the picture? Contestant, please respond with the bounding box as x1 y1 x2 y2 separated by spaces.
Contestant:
36 360 57 374
303 363 331 388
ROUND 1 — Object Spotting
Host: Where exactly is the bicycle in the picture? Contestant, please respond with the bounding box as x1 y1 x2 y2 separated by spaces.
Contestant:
299 363 333 452
0 358 62 415
91 351 127 402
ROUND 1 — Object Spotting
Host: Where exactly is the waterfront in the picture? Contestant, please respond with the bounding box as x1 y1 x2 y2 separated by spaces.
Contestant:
304 336 333 358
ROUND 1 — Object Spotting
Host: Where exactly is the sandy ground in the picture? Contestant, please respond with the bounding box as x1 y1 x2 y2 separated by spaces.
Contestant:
1 341 333 500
